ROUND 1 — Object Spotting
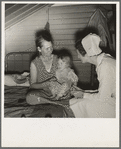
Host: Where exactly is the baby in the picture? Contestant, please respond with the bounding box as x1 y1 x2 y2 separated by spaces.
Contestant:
49 53 78 100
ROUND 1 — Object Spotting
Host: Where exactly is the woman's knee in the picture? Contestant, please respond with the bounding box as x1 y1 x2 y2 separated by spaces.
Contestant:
26 92 39 105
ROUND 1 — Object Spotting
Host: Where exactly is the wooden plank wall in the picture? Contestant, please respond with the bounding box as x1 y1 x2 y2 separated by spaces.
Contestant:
50 5 98 60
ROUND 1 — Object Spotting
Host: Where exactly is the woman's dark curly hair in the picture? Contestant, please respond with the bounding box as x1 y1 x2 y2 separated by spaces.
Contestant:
75 39 87 56
35 29 53 48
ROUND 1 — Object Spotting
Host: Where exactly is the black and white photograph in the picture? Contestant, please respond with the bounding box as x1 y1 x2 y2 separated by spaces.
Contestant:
1 1 119 147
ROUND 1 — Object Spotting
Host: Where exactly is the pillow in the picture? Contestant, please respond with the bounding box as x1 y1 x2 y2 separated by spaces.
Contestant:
5 75 17 86
5 72 30 86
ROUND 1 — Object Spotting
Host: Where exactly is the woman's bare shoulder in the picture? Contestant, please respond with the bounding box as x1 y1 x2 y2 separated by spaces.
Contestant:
31 56 39 63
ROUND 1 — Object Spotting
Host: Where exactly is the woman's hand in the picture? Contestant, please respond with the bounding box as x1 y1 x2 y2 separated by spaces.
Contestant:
71 90 84 99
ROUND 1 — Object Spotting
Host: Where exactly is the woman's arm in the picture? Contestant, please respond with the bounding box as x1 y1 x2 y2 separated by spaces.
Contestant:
30 62 37 85
30 62 50 89
30 82 50 89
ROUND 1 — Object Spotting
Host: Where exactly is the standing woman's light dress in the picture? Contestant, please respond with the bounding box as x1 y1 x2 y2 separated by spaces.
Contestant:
70 53 116 118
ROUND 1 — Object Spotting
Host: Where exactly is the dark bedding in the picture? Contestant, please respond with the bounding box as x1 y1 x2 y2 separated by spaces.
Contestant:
4 85 75 118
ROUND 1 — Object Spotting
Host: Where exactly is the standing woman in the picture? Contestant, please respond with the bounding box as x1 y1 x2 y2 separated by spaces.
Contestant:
70 33 116 118
26 30 58 105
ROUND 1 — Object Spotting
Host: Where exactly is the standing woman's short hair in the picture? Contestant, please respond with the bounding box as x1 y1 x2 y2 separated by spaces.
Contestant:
35 30 53 48
75 33 102 57
75 39 87 56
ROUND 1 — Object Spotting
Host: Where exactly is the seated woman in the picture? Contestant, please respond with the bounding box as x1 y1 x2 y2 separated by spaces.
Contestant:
26 30 76 106
49 52 78 100
26 29 58 105
70 33 116 118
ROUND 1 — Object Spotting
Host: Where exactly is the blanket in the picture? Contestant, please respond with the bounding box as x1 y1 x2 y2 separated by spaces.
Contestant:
4 86 74 118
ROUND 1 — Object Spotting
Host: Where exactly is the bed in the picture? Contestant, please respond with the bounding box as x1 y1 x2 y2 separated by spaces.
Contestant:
4 52 75 118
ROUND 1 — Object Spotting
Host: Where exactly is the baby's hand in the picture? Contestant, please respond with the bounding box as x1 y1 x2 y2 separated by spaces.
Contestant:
71 90 84 99
55 94 62 100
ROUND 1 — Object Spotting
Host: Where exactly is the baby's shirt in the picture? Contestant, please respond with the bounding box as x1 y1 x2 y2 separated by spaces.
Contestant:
49 67 78 99
56 67 78 85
